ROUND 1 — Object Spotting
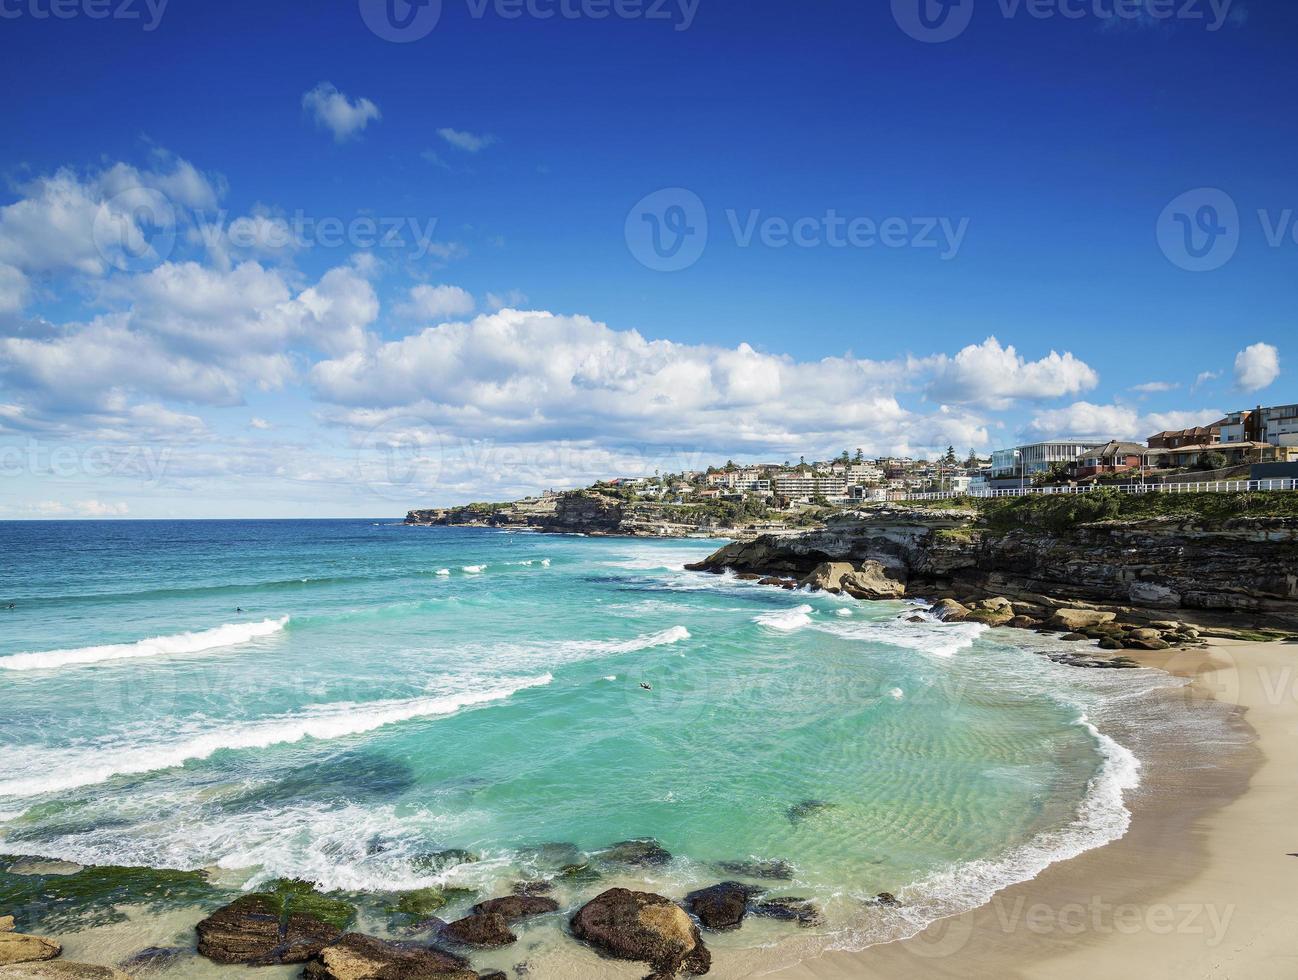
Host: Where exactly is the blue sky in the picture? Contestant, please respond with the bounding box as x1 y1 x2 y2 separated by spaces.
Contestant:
0 0 1294 517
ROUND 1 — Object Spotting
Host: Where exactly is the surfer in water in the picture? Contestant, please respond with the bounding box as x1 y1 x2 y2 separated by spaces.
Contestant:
640 682 652 691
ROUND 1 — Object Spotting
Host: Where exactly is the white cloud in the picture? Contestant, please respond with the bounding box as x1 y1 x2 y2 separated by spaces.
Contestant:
1192 370 1220 391
1130 381 1178 393
396 284 476 321
0 263 30 314
249 417 271 430
438 128 497 152
303 83 381 142
924 337 1099 409
310 308 999 458
1 260 377 418
1234 343 1280 392
0 157 221 280
1022 402 1224 443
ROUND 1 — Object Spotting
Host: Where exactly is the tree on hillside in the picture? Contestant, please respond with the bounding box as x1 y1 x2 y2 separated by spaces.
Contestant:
943 446 958 466
854 448 864 463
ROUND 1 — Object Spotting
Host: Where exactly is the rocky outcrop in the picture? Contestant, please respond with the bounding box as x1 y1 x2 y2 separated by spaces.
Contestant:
195 893 341 966
570 889 710 979
441 912 516 948
684 883 761 931
749 897 823 927
0 965 133 979
688 508 1298 626
471 896 559 921
798 561 905 599
0 931 61 966
1050 608 1117 631
301 933 478 979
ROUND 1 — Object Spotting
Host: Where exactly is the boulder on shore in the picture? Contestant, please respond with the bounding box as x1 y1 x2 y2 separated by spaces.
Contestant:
570 888 711 978
0 964 134 979
471 896 560 921
799 562 905 599
929 598 970 622
750 896 823 927
0 931 62 966
1049 608 1117 631
195 893 341 965
685 883 761 931
441 912 516 948
301 933 478 980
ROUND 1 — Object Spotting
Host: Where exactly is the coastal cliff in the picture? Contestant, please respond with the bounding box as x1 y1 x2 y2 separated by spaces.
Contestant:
687 500 1298 627
406 490 761 538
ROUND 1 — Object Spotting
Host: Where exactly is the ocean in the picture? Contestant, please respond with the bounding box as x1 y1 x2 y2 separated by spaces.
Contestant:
0 519 1199 975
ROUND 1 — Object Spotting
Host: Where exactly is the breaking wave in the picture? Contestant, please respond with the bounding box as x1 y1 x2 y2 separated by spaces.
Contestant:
0 618 290 672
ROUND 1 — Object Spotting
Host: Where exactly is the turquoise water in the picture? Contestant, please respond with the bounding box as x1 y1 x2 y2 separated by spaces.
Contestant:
0 520 1177 967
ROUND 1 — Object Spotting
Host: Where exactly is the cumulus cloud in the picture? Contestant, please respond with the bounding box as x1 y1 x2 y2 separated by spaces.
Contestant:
924 337 1099 410
303 83 381 142
1234 343 1280 392
396 284 476 321
0 157 221 281
1022 402 1224 443
437 128 497 152
1130 381 1178 394
0 260 378 422
309 308 999 458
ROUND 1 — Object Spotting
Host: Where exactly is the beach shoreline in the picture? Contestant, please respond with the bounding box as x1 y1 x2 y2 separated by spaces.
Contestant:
767 637 1298 980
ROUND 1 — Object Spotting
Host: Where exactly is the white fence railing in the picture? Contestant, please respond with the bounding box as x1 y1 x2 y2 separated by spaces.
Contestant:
904 478 1298 502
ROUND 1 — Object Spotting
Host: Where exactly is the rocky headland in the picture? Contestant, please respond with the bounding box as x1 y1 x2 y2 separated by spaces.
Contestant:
684 499 1298 657
406 489 769 539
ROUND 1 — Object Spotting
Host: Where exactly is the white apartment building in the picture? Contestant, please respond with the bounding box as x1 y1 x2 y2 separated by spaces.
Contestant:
772 473 848 500
991 441 1103 478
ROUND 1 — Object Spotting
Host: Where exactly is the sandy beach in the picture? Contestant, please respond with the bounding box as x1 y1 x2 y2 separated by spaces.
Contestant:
770 638 1298 980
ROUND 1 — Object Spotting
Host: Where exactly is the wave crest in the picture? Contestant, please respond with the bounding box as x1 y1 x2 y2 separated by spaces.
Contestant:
0 618 290 672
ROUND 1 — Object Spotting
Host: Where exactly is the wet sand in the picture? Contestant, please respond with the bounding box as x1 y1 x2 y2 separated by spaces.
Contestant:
768 639 1298 979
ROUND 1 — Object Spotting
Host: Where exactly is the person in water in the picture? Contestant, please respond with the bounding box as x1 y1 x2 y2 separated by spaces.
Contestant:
640 682 652 691
236 607 244 613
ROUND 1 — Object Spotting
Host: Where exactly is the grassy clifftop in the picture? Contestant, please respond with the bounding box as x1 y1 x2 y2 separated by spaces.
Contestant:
980 490 1298 531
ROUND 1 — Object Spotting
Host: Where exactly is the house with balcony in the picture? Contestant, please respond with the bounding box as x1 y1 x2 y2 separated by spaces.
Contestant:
1069 441 1147 480
1147 423 1223 449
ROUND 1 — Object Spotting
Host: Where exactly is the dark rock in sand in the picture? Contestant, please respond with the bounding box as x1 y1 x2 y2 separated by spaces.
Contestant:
119 946 188 974
196 892 343 965
786 800 837 823
1098 636 1124 650
751 896 824 927
472 896 560 921
597 838 673 868
1007 616 1040 629
871 892 901 908
302 932 477 979
715 858 794 881
570 888 710 978
1123 637 1171 651
442 912 517 948
1061 633 1088 642
685 882 762 931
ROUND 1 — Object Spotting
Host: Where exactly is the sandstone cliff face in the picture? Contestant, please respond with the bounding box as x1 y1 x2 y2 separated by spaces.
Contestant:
692 509 1298 624
541 491 625 534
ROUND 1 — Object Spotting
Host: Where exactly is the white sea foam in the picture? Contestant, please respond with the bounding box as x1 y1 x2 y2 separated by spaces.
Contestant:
753 604 814 631
835 608 853 617
816 618 986 658
540 558 551 567
435 569 451 576
0 673 553 798
592 625 690 653
0 618 290 672
461 565 487 574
